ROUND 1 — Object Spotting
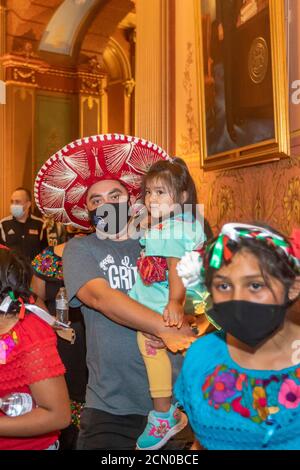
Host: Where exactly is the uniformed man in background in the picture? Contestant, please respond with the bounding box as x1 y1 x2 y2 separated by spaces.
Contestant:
0 187 47 260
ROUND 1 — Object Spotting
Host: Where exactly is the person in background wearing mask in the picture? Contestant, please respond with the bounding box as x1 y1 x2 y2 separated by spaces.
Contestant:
175 222 300 450
0 187 47 261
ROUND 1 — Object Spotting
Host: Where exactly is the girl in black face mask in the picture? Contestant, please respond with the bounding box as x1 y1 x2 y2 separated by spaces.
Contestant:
174 222 300 450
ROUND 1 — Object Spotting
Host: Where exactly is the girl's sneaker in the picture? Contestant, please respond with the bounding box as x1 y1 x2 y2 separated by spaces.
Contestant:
136 403 188 450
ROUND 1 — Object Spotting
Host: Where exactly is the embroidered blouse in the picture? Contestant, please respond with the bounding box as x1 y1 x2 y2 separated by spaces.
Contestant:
0 313 65 450
32 246 63 281
175 331 300 450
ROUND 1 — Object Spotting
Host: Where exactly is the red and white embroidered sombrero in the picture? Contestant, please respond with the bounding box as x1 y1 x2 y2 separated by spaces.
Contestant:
34 133 172 229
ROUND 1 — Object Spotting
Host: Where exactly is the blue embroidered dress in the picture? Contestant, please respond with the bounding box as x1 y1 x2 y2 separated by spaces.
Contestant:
175 331 300 450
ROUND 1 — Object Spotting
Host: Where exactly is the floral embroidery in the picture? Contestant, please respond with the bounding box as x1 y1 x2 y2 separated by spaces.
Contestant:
236 373 247 391
137 253 168 285
278 379 300 409
209 372 236 405
32 248 63 280
253 386 268 421
0 330 19 364
202 364 300 426
232 397 251 418
70 400 85 429
295 368 300 379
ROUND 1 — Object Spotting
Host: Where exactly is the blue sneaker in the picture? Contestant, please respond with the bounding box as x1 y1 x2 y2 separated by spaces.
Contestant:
136 404 188 450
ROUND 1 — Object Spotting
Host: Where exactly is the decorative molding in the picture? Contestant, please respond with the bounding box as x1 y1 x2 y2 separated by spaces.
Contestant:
1 54 108 95
13 67 36 83
80 75 102 94
14 41 39 61
124 78 135 97
179 42 199 156
103 37 132 81
87 55 104 74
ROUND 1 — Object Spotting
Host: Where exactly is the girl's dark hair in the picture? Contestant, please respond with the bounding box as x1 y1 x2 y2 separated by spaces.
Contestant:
142 157 198 217
205 223 297 300
0 249 33 315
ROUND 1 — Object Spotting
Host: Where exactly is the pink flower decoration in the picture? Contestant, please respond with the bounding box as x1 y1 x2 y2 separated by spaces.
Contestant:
232 396 251 418
236 373 247 391
145 341 158 356
279 379 300 409
149 419 170 438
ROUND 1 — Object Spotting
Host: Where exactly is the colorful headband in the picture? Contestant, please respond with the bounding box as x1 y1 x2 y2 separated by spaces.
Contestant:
0 292 36 319
207 223 300 272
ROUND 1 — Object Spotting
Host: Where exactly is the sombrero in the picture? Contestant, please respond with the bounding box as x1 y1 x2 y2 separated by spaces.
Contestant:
34 133 172 229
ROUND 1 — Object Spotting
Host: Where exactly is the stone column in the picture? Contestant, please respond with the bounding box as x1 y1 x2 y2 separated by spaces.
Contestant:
135 0 174 152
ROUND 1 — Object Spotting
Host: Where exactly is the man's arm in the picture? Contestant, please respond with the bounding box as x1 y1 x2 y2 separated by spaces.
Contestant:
77 277 196 352
39 222 48 251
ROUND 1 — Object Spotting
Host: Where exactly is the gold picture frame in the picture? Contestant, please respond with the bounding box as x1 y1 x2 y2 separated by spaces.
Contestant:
195 0 290 171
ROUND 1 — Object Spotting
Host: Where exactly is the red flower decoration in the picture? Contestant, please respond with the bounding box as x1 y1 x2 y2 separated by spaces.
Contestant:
290 229 300 259
137 255 168 285
232 397 251 418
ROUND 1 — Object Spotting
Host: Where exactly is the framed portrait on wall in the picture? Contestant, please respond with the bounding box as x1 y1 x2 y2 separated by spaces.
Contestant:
195 0 290 170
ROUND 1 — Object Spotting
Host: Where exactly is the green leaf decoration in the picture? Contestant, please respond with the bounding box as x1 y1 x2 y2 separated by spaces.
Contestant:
251 416 263 424
221 403 231 412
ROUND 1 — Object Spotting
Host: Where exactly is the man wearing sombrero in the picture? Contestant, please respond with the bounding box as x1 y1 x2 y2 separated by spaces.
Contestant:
35 134 195 450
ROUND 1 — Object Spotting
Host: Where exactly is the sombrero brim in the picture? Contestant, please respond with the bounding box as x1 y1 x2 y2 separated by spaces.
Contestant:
34 134 171 229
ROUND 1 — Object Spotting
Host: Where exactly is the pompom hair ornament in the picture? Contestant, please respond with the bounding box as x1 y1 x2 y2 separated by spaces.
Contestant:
176 251 204 288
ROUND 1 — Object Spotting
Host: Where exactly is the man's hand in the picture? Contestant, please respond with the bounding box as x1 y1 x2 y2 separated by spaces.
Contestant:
157 320 197 353
142 333 165 350
185 314 214 336
143 315 212 353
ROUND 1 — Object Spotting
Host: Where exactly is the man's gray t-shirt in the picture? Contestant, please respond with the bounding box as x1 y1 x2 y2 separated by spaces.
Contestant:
63 233 183 416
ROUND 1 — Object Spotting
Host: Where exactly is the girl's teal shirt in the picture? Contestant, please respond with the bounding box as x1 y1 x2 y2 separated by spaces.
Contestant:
129 213 206 314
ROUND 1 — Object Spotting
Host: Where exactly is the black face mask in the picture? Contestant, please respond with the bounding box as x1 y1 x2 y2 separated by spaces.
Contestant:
89 201 131 237
206 300 287 348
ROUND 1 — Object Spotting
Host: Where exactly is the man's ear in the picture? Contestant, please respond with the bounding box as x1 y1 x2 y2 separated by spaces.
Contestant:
129 194 137 206
181 191 188 204
288 276 300 301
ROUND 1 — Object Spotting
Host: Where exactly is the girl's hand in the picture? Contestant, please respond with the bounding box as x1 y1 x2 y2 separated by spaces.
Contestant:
163 300 184 328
